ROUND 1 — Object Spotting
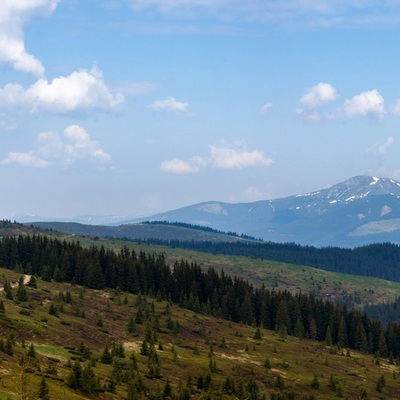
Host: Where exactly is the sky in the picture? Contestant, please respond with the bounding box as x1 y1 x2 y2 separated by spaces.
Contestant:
1 0 400 220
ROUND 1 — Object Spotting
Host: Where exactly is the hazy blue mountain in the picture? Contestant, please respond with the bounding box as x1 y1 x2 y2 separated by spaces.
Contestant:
131 176 400 247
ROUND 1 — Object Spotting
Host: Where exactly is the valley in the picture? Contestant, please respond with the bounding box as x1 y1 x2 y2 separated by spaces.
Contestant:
0 223 400 398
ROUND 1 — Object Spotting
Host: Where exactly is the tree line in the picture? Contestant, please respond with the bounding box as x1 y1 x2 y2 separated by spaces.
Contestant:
142 238 400 282
1 234 400 359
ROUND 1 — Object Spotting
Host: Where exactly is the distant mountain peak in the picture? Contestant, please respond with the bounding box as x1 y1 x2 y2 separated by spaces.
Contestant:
130 175 400 247
293 175 400 205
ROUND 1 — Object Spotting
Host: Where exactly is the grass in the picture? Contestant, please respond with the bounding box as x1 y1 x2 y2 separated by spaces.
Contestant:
58 235 400 308
10 226 400 308
0 267 399 399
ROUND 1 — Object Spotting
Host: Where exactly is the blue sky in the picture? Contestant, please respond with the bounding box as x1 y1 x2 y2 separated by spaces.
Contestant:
1 0 400 220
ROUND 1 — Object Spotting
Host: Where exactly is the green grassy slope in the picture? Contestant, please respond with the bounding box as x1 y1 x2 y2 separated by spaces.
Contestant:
71 236 400 309
0 268 399 399
7 222 400 308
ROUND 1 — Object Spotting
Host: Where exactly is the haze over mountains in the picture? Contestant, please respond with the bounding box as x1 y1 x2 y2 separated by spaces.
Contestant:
132 175 400 247
19 175 400 248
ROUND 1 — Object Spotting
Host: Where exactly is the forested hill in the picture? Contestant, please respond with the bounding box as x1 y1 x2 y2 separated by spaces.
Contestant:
144 239 400 282
1 233 400 359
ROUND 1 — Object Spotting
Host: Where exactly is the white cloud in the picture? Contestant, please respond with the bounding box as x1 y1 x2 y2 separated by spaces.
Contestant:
260 102 273 115
1 152 51 168
209 142 274 169
149 96 188 112
0 0 58 76
297 82 338 121
300 83 338 109
0 67 124 114
160 157 202 174
2 125 112 169
344 89 385 118
161 141 274 174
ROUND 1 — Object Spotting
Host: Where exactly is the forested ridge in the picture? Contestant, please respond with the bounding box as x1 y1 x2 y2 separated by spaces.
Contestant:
1 234 400 360
142 238 400 282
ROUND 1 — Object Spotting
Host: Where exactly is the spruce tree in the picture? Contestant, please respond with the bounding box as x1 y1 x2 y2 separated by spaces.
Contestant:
325 325 332 346
100 346 113 364
38 376 50 400
17 277 28 302
28 275 37 288
337 317 348 348
3 280 13 300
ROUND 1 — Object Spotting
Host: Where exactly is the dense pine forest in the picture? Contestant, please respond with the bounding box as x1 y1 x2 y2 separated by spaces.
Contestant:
1 234 400 360
143 236 400 282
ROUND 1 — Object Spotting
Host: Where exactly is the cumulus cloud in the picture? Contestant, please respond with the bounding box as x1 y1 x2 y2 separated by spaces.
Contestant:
300 83 338 109
148 96 189 112
297 82 338 121
0 67 124 115
260 102 273 115
161 141 274 174
209 142 274 169
160 157 203 174
2 125 112 169
2 152 51 168
0 0 58 76
344 89 385 118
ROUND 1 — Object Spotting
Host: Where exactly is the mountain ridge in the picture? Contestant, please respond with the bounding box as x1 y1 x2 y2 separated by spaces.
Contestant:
14 175 400 247
130 175 400 247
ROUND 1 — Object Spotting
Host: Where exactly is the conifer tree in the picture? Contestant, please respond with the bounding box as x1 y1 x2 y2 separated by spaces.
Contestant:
38 376 50 400
325 325 333 346
3 280 13 300
127 317 137 336
27 275 37 288
355 322 368 352
100 346 113 364
309 318 317 341
27 343 36 358
337 317 348 348
17 276 28 302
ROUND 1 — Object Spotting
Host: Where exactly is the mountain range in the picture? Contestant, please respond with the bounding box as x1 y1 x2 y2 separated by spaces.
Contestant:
131 175 400 247
20 175 400 248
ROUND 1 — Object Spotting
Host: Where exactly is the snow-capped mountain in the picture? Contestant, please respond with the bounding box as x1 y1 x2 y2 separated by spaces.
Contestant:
133 176 400 247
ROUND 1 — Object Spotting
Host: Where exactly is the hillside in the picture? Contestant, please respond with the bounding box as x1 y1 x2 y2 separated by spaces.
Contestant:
0 267 399 399
4 221 400 310
26 218 400 287
29 221 251 243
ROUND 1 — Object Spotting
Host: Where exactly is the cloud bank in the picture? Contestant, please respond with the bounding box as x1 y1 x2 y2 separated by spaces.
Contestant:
2 125 112 169
0 67 124 115
161 141 274 174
